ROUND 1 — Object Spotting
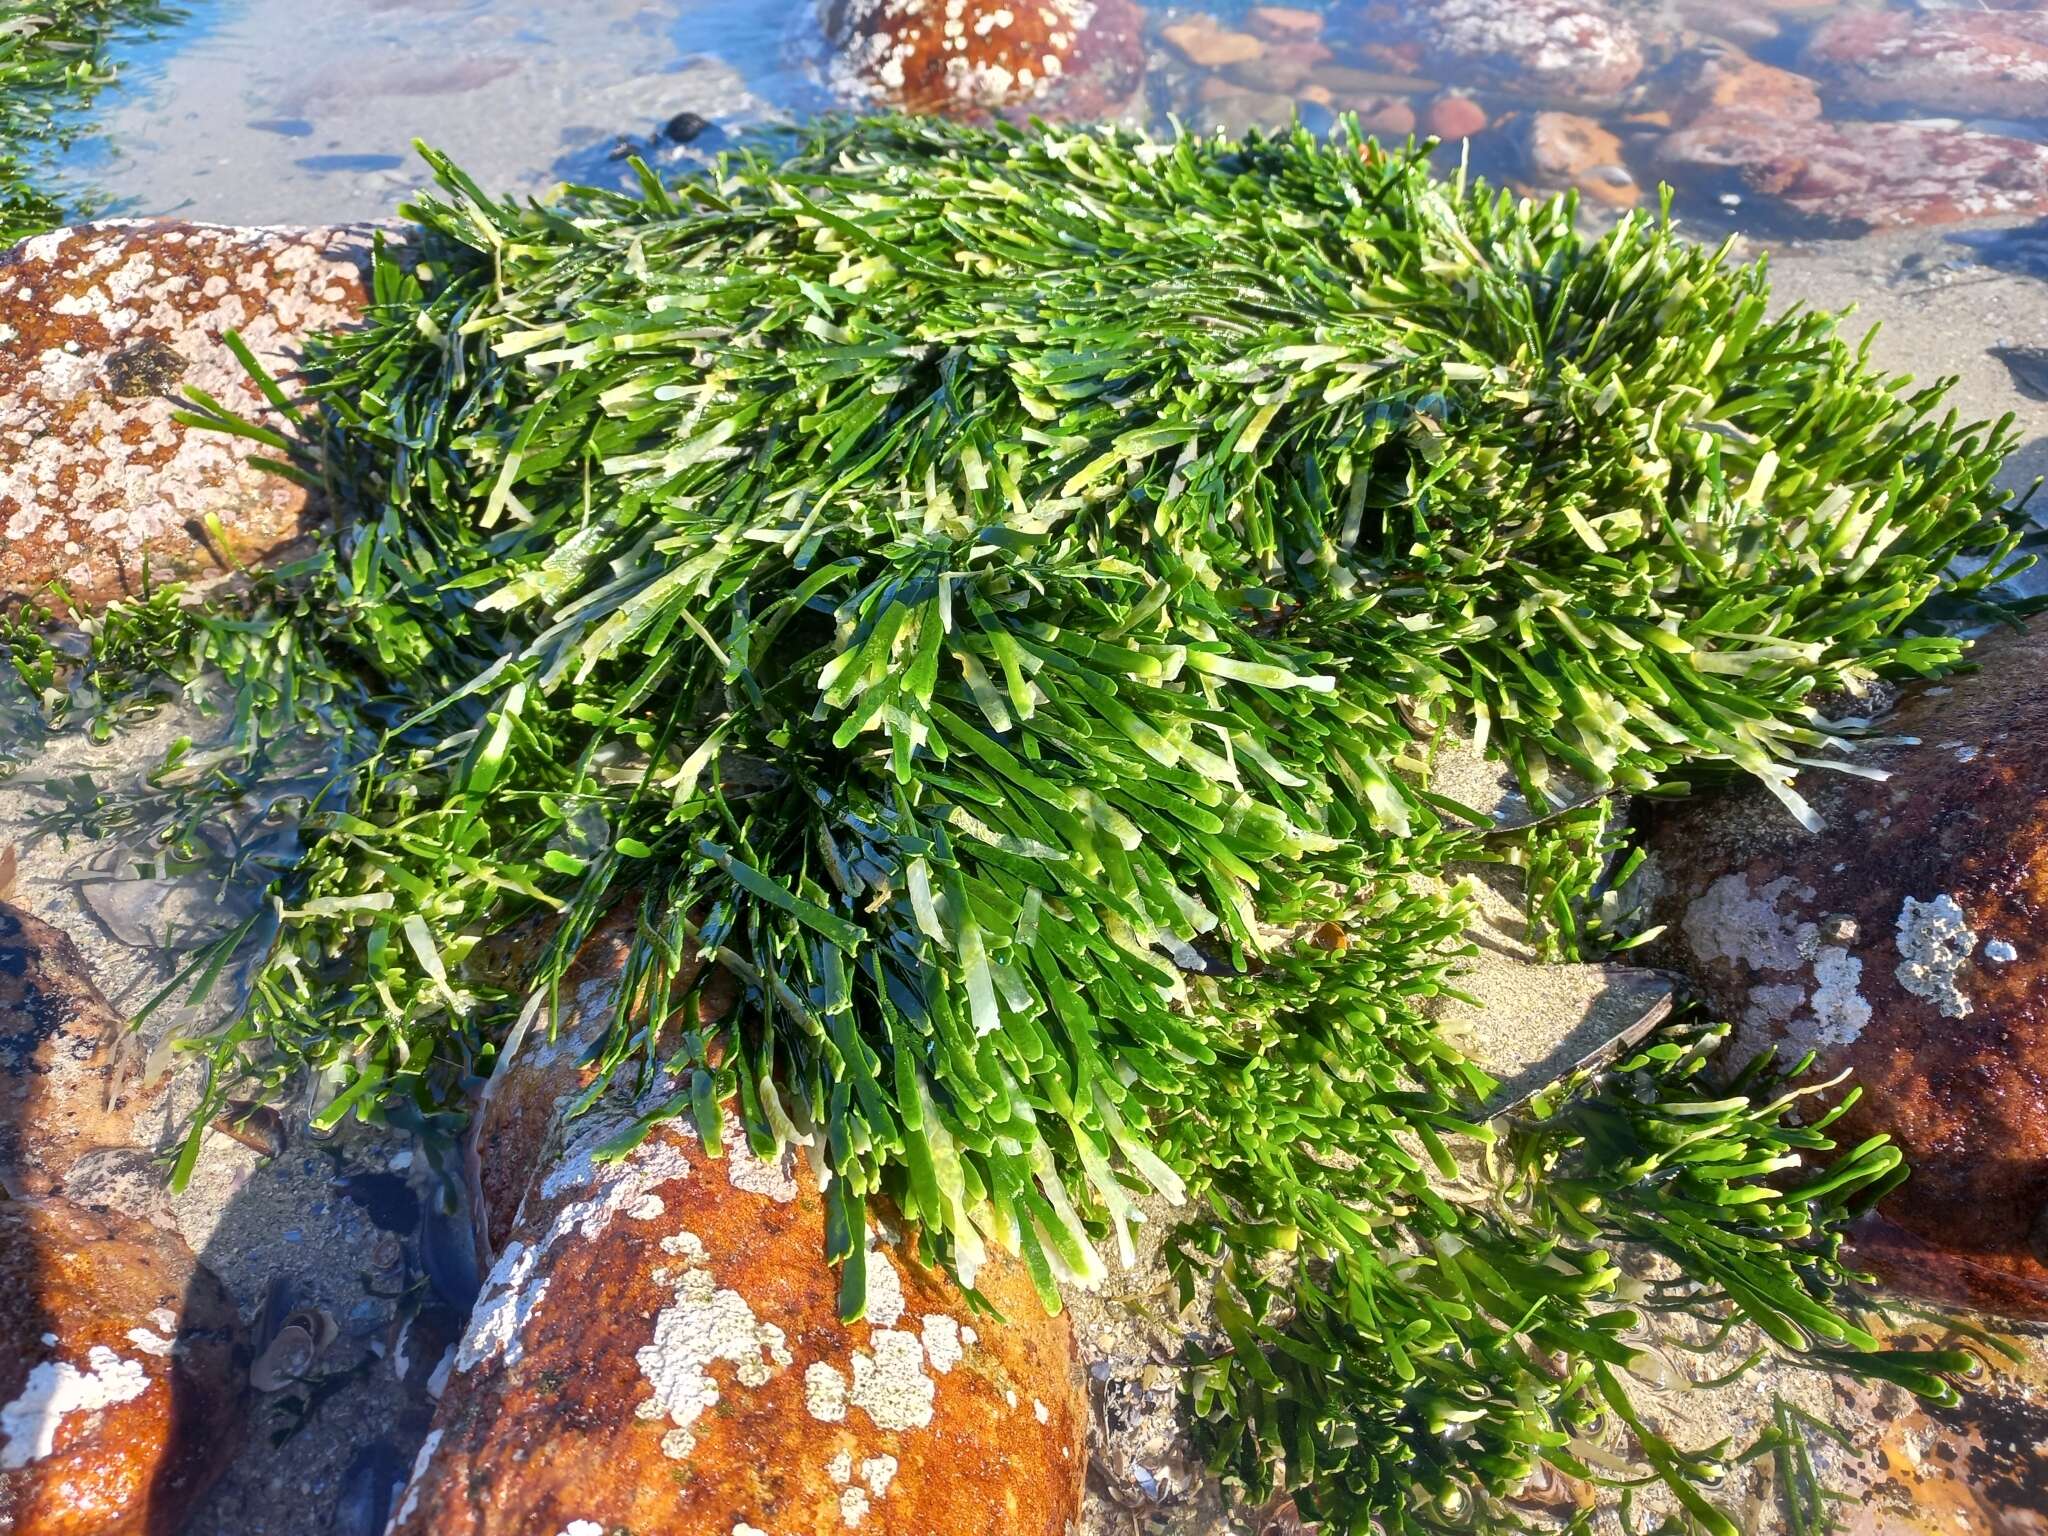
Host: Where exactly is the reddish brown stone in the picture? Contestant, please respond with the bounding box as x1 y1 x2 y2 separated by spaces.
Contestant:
1803 9 2048 119
1640 620 2048 1319
1672 48 1822 124
1656 116 2048 230
0 222 382 613
822 0 1145 120
0 901 165 1206
0 1197 246 1534
398 1105 1085 1536
1424 93 1489 140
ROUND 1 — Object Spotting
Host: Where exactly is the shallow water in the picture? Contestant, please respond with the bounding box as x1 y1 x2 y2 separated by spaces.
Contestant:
48 0 2048 243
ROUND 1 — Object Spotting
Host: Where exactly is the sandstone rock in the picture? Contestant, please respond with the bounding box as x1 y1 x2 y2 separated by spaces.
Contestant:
1408 0 1645 99
1524 110 1640 207
822 0 1145 119
1803 9 2048 120
1162 15 1266 68
0 222 381 613
1656 117 2048 231
1425 92 1489 140
0 900 165 1208
0 1197 246 1534
1639 620 2048 1318
401 1105 1085 1534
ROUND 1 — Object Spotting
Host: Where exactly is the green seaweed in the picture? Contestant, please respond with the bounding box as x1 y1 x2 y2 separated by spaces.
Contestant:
10 114 2037 1529
0 0 177 245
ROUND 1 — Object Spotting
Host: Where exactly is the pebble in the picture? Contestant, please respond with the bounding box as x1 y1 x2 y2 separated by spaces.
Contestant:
1424 93 1488 140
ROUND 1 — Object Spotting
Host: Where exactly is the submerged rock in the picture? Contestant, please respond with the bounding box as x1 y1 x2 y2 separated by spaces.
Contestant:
0 221 381 612
0 1197 247 1534
1404 0 1645 99
1639 620 2048 1319
822 0 1145 120
1802 9 2048 120
1655 116 2048 231
0 900 166 1212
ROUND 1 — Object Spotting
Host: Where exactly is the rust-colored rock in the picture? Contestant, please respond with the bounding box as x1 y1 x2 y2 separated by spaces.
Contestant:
1672 48 1821 124
398 1103 1086 1535
432 911 1082 1533
0 1197 246 1534
0 221 382 613
822 0 1145 120
0 901 164 1206
1639 620 2048 1318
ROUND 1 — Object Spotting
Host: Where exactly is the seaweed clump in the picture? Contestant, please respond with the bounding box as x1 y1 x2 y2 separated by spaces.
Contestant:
33 115 2036 1530
0 0 176 244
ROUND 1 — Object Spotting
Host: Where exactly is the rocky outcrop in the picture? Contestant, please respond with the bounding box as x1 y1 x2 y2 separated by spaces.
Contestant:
1802 9 2048 120
822 0 1145 120
0 1197 247 1535
0 221 382 612
1639 620 2048 1319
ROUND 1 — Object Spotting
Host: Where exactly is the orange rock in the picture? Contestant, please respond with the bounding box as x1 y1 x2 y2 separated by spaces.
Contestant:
397 1109 1085 1535
0 222 380 613
0 901 165 1206
1425 93 1489 139
822 0 1145 118
1162 15 1266 68
1674 49 1822 123
1355 99 1419 138
1641 620 2048 1319
0 1198 246 1534
1524 111 1640 207
1299 83 1335 106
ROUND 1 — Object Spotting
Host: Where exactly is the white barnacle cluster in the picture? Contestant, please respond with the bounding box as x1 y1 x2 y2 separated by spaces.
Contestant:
827 0 1092 109
0 1344 152 1469
1894 893 1979 1019
459 1120 696 1376
635 1228 794 1461
1682 873 1873 1050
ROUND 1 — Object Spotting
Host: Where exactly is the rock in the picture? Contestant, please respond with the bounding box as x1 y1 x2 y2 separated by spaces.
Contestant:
1803 9 2048 120
1672 48 1821 125
397 1104 1086 1534
1655 117 2048 231
1246 5 1323 42
1225 49 1317 94
0 222 382 613
1161 15 1266 68
1638 620 2048 1319
1406 0 1645 99
0 1197 247 1534
1425 92 1489 140
1353 98 1419 138
0 900 165 1209
1524 111 1640 208
822 0 1146 119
